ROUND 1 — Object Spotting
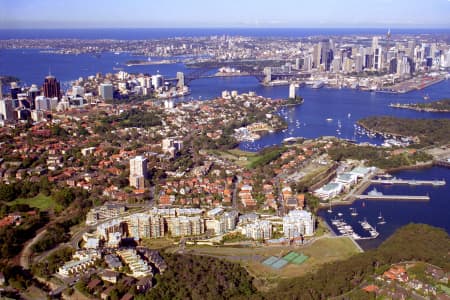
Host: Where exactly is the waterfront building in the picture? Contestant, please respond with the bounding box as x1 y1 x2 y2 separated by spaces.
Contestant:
99 83 113 100
283 209 315 238
129 156 148 189
314 182 343 200
42 75 61 99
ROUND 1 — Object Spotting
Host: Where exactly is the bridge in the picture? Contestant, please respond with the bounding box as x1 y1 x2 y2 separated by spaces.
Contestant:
370 179 446 186
165 68 311 85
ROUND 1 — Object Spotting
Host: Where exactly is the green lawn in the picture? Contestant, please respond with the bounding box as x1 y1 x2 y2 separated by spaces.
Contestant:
208 149 260 168
182 236 361 290
9 194 61 211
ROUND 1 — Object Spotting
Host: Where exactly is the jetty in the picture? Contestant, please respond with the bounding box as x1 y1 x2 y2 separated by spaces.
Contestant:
356 194 430 201
370 178 446 186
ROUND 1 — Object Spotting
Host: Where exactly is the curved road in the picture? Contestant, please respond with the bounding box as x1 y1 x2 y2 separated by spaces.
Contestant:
19 228 47 269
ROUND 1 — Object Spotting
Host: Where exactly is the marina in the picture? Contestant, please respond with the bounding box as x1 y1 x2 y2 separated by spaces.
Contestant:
330 216 380 240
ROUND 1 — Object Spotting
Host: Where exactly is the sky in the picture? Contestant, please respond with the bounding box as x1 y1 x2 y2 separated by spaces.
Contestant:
1 0 449 29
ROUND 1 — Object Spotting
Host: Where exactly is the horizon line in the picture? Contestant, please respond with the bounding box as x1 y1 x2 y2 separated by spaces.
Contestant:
1 26 450 30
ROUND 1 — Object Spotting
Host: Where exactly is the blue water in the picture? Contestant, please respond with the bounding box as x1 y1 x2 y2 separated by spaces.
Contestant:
1 28 450 39
318 166 450 249
1 48 449 148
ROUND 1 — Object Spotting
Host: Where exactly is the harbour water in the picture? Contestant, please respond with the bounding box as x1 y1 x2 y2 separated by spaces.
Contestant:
0 29 449 246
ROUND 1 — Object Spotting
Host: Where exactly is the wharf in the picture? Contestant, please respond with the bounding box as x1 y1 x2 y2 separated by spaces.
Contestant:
356 194 430 201
371 179 446 186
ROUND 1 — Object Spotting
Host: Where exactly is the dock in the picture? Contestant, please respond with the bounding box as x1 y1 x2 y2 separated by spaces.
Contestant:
356 194 430 201
371 179 446 186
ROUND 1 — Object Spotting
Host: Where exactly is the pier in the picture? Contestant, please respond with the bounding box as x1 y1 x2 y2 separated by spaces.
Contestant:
370 178 446 186
356 194 430 201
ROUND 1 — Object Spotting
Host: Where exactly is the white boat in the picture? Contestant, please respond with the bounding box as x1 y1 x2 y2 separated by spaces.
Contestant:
378 218 386 225
326 118 333 122
312 81 325 89
337 212 343 217
368 188 383 196
351 208 358 216
378 212 383 219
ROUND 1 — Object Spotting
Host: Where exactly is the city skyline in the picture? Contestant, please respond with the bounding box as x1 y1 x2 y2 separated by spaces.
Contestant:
1 0 450 29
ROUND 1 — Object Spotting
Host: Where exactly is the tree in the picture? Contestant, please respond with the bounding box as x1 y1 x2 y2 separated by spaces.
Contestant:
53 188 75 206
0 183 17 202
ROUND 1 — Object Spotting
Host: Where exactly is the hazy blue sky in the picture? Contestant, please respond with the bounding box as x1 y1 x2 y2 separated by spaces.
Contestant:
1 0 449 29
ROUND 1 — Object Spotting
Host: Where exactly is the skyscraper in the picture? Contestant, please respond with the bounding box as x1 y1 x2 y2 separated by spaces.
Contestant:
0 99 15 121
99 83 114 100
129 156 148 189
10 82 21 100
319 39 333 71
42 76 61 99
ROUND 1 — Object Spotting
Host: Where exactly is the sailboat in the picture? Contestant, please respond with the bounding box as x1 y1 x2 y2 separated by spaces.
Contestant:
378 217 386 225
377 212 386 224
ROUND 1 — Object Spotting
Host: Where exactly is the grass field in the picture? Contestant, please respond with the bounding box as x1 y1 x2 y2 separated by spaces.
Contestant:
182 236 361 291
9 194 61 211
209 149 261 168
141 237 177 249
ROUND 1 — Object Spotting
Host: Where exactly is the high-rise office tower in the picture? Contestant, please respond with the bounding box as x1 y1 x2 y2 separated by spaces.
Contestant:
319 40 333 71
42 76 61 99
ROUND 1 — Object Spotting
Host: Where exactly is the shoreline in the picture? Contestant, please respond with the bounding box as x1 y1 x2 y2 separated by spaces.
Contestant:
389 103 450 113
319 160 442 209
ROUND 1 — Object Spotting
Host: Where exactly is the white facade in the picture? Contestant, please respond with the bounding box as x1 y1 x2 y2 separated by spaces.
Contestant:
283 209 315 238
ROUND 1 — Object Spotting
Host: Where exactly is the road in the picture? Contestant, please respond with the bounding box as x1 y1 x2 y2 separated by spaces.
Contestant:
19 228 48 269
